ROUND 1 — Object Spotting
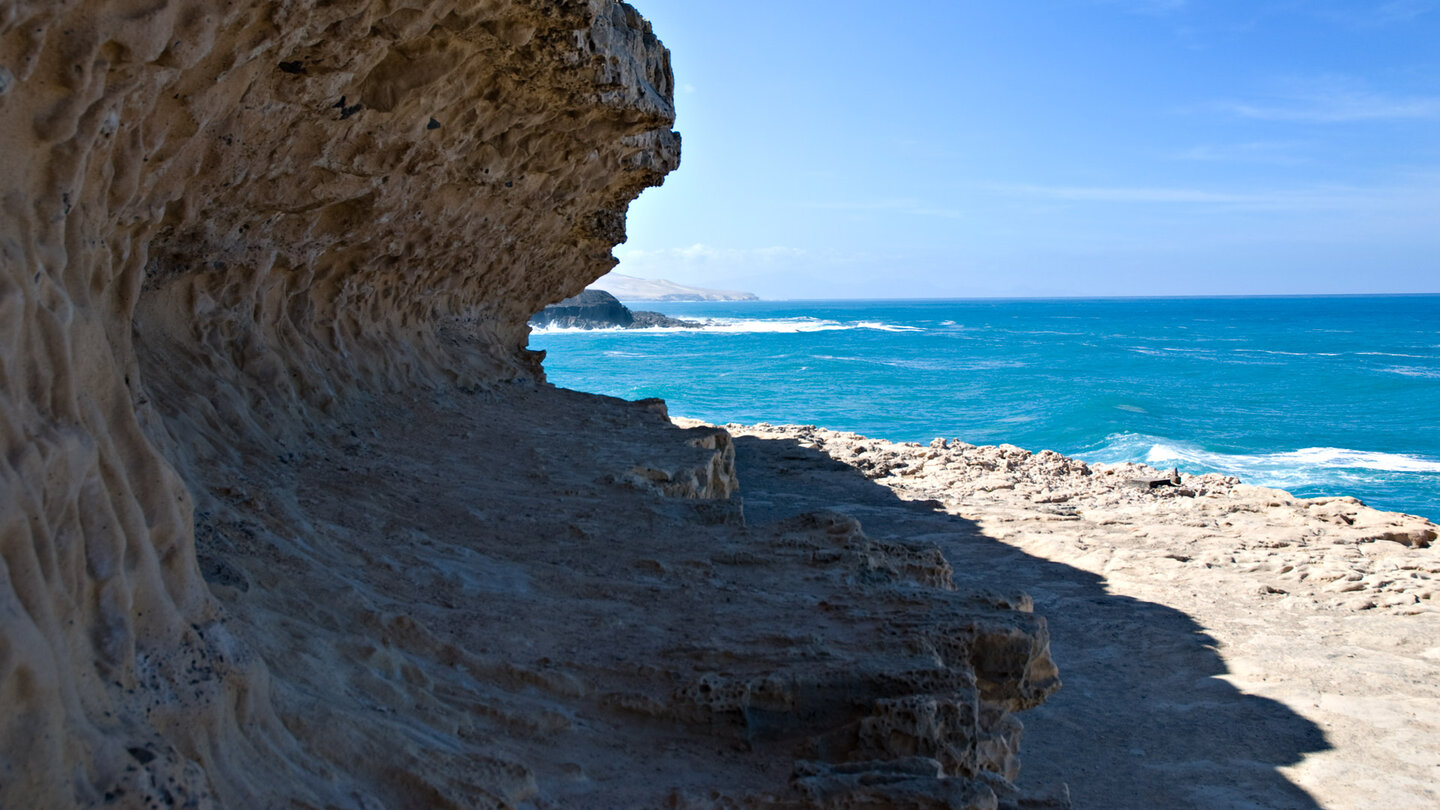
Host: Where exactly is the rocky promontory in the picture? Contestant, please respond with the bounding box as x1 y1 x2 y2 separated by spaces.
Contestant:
531 288 701 329
0 2 1064 808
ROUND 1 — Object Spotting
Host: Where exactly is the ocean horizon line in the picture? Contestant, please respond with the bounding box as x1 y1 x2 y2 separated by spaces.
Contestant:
535 295 1440 522
611 291 1440 304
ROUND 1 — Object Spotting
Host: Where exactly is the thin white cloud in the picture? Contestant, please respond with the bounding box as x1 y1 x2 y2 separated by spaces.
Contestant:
1318 0 1440 26
799 198 969 220
1209 76 1440 123
610 244 821 296
1221 94 1440 122
1374 0 1439 22
989 179 1440 213
1170 141 1310 164
615 243 807 267
1094 0 1188 15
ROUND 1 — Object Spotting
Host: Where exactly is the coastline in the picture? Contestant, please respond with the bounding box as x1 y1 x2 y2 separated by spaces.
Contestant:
3 0 1433 804
533 294 1440 522
697 418 1440 807
707 420 1437 610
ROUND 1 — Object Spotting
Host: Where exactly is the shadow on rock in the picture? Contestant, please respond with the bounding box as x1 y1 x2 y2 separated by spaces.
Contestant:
733 435 1330 810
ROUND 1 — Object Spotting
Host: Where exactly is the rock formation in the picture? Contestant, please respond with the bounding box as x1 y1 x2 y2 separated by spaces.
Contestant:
723 424 1439 613
530 288 700 329
0 2 1061 808
719 422 1440 807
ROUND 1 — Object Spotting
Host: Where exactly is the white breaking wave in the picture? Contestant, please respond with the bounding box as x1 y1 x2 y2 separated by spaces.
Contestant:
686 318 848 333
1234 349 1342 357
1079 434 1440 486
854 321 925 332
530 324 630 334
536 317 925 335
532 318 837 334
1382 366 1440 379
809 354 1010 371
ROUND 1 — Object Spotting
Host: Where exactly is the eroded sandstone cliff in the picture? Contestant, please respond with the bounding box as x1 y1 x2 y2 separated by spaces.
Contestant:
2 0 675 802
0 2 1061 808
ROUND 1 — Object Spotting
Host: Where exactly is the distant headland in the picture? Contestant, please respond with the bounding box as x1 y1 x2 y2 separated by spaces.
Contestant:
590 271 759 301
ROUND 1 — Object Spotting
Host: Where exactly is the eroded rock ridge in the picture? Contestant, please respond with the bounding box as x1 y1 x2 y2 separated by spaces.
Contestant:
0 2 1062 808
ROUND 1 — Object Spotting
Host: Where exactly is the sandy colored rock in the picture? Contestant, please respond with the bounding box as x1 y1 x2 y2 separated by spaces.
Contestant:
727 422 1440 809
7 0 1431 806
0 2 1064 807
179 386 1061 809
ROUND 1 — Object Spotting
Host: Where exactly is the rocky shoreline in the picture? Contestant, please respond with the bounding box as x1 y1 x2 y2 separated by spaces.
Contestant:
720 417 1440 596
719 422 1438 613
709 420 1440 808
5 0 1435 806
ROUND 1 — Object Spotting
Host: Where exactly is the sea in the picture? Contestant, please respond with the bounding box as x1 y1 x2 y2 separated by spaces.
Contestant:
530 295 1440 523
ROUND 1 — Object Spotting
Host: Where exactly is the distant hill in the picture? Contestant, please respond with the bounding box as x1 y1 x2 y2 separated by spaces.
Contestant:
589 272 758 302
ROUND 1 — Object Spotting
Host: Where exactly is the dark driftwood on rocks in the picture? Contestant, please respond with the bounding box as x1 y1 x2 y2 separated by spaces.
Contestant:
1147 468 1184 489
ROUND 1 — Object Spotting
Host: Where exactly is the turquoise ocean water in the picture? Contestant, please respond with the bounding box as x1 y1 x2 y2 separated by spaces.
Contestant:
530 295 1440 522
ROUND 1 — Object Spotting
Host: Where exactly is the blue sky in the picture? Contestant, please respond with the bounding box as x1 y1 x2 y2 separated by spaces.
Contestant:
612 0 1440 299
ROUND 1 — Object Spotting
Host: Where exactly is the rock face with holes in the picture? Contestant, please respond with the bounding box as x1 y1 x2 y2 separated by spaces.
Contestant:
0 1 1064 808
0 0 673 805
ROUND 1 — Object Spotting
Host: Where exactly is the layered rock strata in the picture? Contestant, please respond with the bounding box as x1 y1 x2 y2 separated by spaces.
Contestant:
184 387 1063 808
0 2 1062 807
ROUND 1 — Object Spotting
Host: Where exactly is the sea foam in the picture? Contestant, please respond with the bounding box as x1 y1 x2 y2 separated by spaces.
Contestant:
533 295 1440 520
536 317 923 335
1082 432 1440 479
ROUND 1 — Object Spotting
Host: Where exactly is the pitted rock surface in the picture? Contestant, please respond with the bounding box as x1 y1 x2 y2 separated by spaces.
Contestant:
0 3 1064 808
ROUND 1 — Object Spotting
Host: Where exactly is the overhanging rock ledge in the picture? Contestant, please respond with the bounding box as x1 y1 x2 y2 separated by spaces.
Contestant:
0 2 1062 807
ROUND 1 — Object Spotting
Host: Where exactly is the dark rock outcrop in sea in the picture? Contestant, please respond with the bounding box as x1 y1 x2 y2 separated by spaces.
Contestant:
531 289 701 329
